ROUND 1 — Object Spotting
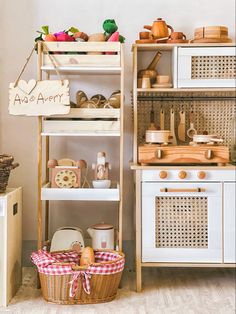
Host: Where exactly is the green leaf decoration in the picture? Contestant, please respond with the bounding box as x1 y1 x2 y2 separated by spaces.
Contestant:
42 25 49 35
34 34 43 42
68 27 79 34
119 35 125 43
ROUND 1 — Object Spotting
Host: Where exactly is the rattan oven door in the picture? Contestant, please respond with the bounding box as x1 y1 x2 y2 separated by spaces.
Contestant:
142 182 222 263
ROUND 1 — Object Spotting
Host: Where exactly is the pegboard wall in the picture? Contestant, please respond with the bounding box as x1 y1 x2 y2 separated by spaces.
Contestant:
133 92 236 155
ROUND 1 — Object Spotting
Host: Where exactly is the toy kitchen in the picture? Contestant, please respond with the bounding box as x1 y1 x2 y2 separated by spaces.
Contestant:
131 32 236 291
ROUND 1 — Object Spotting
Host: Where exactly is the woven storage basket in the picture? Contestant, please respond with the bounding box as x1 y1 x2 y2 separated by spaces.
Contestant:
31 249 125 305
0 155 19 193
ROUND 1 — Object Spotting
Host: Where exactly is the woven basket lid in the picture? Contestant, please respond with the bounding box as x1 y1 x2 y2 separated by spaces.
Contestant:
91 222 113 230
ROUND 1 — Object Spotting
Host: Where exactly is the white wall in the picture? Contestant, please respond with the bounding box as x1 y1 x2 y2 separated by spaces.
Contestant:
0 0 235 242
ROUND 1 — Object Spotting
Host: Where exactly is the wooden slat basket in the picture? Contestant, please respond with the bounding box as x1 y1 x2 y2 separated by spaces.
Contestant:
0 155 19 193
31 249 125 305
41 42 122 68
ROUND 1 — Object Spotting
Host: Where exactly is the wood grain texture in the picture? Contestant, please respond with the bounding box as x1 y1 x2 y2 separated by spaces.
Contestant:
9 80 70 116
138 145 229 164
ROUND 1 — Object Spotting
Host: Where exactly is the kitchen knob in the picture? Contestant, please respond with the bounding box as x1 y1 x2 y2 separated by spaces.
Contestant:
155 149 163 159
198 171 206 179
159 171 168 179
205 149 214 160
178 171 187 179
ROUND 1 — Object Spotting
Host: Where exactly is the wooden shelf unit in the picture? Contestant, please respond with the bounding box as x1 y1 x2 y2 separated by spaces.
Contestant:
41 183 120 201
37 41 124 251
132 43 236 292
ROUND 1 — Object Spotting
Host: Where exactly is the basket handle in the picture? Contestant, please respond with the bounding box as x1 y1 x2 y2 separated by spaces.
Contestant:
12 163 19 169
0 162 19 169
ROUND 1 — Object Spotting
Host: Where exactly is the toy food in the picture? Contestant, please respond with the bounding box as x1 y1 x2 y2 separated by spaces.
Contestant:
44 34 57 42
76 90 88 108
74 31 89 42
90 94 107 107
103 19 118 36
80 247 95 266
103 91 120 108
54 32 75 42
102 19 125 43
88 33 106 42
35 26 79 43
107 31 119 42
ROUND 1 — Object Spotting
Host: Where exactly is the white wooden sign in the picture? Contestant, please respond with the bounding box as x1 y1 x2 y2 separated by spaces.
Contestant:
9 79 70 116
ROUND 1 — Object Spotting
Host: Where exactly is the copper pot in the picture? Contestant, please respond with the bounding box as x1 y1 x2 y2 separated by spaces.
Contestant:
144 18 174 39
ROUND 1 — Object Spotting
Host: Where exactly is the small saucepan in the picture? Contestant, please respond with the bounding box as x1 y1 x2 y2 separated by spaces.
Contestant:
193 134 223 143
146 130 171 143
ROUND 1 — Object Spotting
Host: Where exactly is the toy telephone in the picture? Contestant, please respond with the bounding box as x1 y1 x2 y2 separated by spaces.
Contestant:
48 158 87 188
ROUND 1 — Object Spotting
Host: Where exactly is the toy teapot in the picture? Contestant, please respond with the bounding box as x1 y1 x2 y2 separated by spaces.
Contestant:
87 222 114 249
144 18 174 39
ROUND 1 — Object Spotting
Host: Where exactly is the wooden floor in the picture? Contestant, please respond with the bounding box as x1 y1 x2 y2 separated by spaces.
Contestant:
0 267 235 314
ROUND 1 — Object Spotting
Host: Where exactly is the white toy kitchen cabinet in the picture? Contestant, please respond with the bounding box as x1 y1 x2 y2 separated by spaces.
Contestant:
224 182 236 263
0 188 22 306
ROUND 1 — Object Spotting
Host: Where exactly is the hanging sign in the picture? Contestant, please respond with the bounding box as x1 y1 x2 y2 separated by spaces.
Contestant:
9 79 70 116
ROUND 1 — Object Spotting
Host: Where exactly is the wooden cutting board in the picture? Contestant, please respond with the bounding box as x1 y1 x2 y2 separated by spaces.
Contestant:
192 37 232 43
194 26 229 39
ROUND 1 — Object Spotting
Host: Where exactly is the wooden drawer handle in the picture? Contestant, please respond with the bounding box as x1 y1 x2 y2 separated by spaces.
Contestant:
205 149 214 160
160 188 206 193
155 149 163 159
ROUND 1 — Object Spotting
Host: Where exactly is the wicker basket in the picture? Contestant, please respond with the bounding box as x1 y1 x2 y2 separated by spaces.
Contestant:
0 155 19 193
32 249 125 305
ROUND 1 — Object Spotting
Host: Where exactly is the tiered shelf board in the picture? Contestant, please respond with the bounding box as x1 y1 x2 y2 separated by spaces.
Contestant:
42 108 121 136
37 41 124 251
42 182 120 201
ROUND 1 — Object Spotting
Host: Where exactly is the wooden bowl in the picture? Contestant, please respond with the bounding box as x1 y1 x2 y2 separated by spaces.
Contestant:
138 70 157 84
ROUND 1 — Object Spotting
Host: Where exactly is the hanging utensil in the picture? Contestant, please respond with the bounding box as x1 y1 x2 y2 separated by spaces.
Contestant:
160 106 165 130
187 110 197 139
170 108 177 145
178 110 186 142
148 102 157 130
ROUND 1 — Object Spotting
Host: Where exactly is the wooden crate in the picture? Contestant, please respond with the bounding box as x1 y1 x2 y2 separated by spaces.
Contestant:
42 108 120 135
42 42 121 68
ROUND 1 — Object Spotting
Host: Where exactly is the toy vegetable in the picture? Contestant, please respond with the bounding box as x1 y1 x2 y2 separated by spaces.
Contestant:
35 25 79 42
102 19 125 43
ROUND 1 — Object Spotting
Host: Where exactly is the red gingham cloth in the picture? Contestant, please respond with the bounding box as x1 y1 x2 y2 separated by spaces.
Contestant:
31 250 125 296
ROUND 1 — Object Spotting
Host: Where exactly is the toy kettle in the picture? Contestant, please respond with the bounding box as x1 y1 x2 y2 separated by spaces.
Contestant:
87 222 114 250
144 18 174 39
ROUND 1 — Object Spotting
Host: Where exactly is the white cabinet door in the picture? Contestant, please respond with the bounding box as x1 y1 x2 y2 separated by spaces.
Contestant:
224 182 236 263
142 182 222 263
177 47 236 88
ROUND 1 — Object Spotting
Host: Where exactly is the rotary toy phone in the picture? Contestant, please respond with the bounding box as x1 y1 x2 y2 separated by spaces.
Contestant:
48 158 87 188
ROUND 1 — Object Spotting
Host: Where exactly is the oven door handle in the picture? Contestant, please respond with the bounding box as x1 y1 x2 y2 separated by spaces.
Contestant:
160 188 206 193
